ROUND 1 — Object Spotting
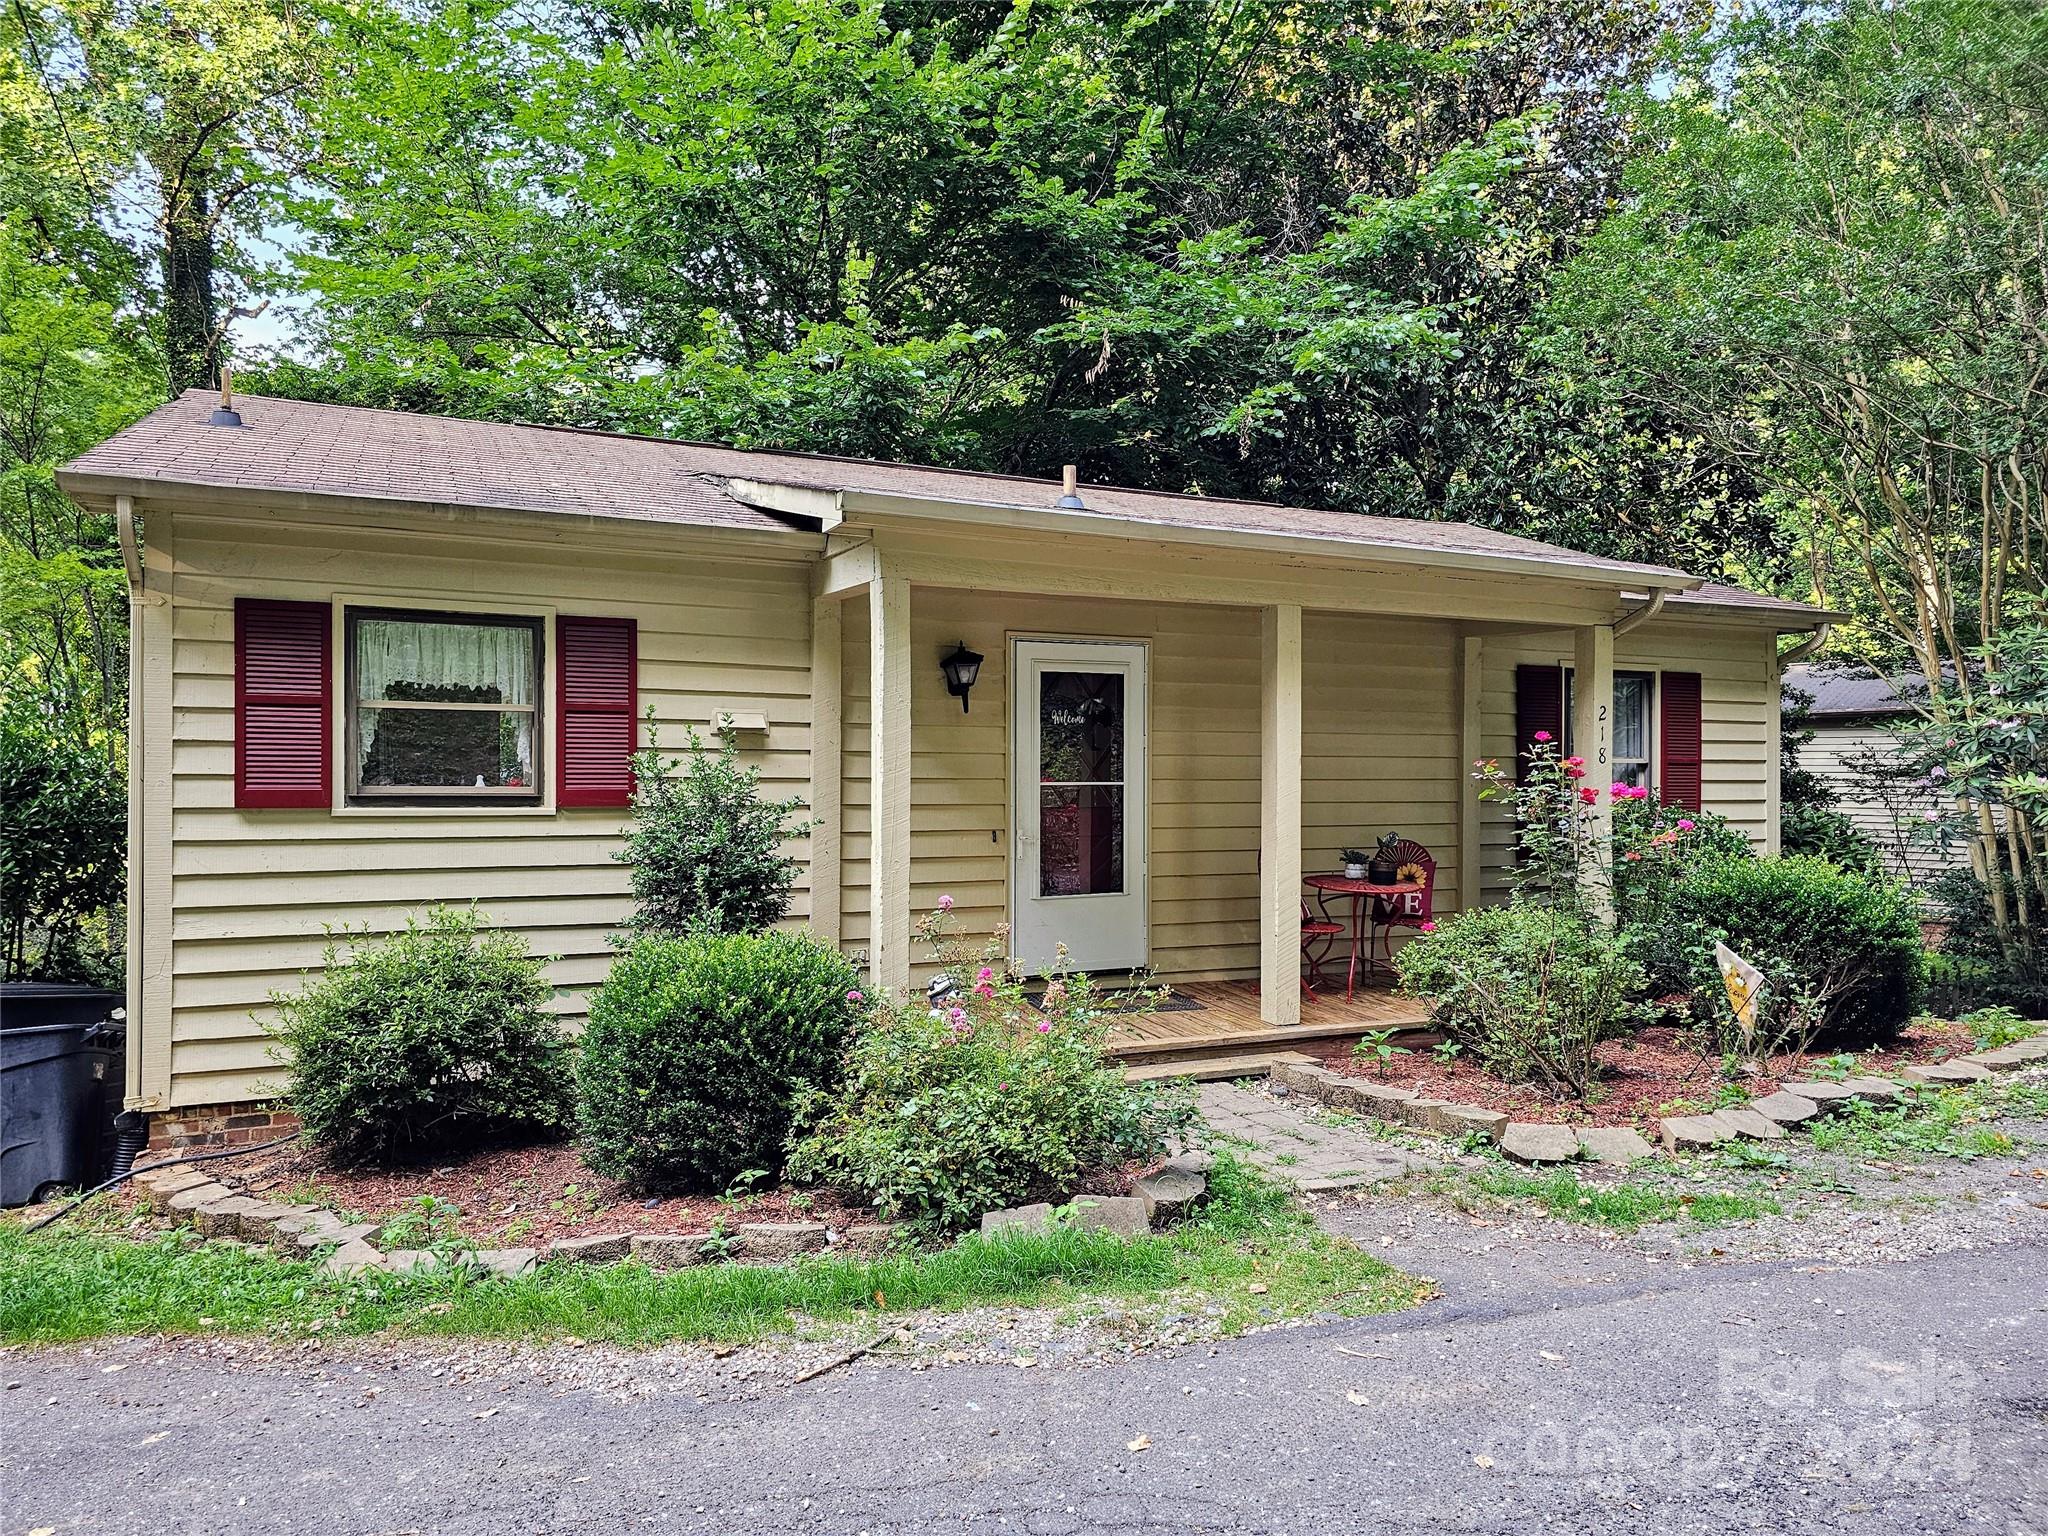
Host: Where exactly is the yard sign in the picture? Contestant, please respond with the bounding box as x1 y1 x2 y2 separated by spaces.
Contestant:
1715 941 1765 1044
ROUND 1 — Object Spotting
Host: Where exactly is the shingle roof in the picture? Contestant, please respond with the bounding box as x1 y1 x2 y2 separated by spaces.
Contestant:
59 390 796 535
1667 581 1842 624
1785 663 1930 718
60 391 1822 612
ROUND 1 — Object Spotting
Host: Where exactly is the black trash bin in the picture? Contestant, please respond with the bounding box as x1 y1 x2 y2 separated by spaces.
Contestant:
1 984 126 1207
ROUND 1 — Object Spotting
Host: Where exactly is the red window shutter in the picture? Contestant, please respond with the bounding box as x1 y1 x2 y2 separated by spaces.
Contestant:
557 616 637 807
1660 670 1704 810
235 598 332 809
1514 664 1566 783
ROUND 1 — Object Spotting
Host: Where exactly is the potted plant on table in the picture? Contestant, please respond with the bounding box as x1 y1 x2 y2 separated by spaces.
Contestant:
1368 832 1402 884
1340 848 1370 880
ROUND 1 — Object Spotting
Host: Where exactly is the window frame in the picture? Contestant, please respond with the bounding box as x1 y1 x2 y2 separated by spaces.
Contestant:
1609 670 1656 790
1562 665 1659 794
343 604 547 807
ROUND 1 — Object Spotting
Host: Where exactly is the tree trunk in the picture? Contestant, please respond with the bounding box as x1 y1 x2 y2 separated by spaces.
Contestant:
160 173 218 395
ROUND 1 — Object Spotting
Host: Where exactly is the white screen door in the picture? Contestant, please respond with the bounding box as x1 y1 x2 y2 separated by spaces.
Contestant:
1010 639 1148 975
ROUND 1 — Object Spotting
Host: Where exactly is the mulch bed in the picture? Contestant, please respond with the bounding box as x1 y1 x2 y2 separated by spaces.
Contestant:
195 1141 1154 1247
1305 1016 1982 1131
223 1140 873 1246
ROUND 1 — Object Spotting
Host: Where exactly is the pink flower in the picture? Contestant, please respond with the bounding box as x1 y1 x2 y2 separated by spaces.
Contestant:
1577 786 1598 805
1565 763 1586 780
1610 782 1632 797
846 989 864 1004
1675 818 1695 831
997 1081 1008 1092
976 966 994 982
1419 921 1437 933
948 1006 968 1027
1533 730 1552 743
1624 850 1643 862
1036 1020 1052 1033
937 894 954 912
1565 755 1585 767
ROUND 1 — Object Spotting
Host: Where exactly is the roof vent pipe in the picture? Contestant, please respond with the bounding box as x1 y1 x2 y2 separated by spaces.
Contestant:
209 368 246 429
1055 464 1087 510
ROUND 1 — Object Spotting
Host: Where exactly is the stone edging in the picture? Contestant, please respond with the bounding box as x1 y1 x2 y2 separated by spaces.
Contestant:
1268 1034 2048 1167
1656 1034 2048 1153
128 1164 903 1279
975 1152 1213 1239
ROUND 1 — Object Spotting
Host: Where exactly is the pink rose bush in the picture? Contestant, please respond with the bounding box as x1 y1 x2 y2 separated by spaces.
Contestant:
786 901 1196 1230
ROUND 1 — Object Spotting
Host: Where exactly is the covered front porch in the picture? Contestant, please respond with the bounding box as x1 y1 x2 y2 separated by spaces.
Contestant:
799 509 1651 1033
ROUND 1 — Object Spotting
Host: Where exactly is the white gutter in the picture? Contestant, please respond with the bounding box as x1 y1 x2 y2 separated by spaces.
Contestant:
1611 588 1665 639
1779 622 1833 663
116 496 150 1108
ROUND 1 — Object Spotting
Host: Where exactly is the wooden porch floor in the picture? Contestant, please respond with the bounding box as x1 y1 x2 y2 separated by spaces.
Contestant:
1103 980 1430 1063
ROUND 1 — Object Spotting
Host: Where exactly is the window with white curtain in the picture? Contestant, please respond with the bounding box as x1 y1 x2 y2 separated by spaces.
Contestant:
346 608 543 801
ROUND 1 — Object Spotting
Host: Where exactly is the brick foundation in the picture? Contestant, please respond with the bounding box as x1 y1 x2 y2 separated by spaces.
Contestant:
147 1103 300 1152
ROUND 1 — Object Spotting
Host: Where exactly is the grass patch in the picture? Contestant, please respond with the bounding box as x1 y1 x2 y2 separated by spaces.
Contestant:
0 1156 1428 1348
1463 1167 1782 1231
1805 1078 2048 1162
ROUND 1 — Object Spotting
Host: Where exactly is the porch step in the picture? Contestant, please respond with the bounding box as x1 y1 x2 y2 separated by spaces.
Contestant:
1123 1050 1320 1084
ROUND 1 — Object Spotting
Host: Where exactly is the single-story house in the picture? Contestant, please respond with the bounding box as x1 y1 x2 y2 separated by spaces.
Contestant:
1784 662 1955 882
59 391 1834 1129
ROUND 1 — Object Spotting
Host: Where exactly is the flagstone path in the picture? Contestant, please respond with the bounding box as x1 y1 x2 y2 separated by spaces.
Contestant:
1195 1080 1430 1191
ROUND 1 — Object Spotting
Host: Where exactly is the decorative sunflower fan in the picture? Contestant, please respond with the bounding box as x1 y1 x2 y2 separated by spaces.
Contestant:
1395 861 1427 886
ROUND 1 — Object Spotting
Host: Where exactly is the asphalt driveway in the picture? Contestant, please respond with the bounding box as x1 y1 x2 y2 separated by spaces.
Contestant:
5 1205 2044 1536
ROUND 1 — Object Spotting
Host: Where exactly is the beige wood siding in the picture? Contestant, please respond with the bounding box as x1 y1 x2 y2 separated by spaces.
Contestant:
1479 624 1778 900
838 593 1467 985
154 508 817 1108
141 503 1787 1109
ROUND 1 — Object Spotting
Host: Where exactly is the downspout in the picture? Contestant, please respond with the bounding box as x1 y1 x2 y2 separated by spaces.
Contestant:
1611 587 1666 640
116 496 150 1110
1779 623 1833 664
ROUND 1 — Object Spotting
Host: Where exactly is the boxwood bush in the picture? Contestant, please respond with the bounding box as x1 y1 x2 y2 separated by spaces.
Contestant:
576 929 860 1191
269 907 573 1166
1672 855 1925 1046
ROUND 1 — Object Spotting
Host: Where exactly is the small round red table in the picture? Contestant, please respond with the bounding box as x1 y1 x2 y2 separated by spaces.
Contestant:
1303 873 1425 999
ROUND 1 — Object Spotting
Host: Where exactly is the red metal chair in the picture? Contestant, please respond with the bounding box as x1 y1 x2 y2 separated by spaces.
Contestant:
1301 900 1345 998
1371 839 1436 973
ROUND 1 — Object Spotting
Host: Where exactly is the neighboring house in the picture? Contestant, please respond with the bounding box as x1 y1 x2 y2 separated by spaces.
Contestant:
59 392 1833 1122
1784 662 1958 883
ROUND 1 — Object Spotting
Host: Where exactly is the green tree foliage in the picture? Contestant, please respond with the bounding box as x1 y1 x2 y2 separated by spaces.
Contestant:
0 690 124 981
264 0 1761 571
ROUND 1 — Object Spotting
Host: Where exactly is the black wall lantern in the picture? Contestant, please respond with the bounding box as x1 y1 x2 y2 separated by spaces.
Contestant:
940 642 983 712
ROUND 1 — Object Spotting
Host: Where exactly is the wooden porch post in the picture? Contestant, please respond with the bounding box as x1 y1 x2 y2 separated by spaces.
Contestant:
1573 623 1615 921
807 595 842 948
1457 632 1483 915
1259 603 1303 1026
869 562 914 997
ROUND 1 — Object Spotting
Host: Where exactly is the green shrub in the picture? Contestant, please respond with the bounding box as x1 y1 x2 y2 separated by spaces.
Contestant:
786 906 1197 1231
269 907 572 1166
1611 795 1754 1000
1672 856 1925 1047
1394 903 1644 1100
617 719 806 937
0 694 124 983
577 929 859 1191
